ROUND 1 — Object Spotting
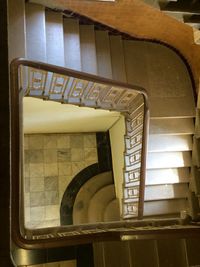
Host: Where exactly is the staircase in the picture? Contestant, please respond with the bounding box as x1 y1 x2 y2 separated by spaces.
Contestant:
73 171 120 224
24 2 195 220
8 1 200 267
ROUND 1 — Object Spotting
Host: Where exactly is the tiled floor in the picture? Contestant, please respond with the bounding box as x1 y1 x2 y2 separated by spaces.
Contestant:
24 133 98 229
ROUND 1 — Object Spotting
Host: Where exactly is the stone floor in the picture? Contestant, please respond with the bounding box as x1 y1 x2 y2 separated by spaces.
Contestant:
24 133 98 229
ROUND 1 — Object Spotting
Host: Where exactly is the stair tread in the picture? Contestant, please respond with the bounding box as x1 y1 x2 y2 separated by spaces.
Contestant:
129 240 159 267
157 239 188 267
149 118 194 135
25 3 46 61
63 18 81 71
146 167 190 185
45 10 65 66
88 184 116 223
110 35 127 82
123 40 195 118
73 171 113 225
143 199 188 216
104 199 120 222
94 241 130 267
144 183 188 201
95 30 112 78
147 151 192 169
148 134 193 152
80 24 97 74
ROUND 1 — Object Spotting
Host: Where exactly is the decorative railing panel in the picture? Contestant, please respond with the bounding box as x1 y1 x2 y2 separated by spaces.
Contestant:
10 58 149 248
123 95 145 218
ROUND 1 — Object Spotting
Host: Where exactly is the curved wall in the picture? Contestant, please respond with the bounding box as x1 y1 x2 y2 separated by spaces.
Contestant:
123 41 195 117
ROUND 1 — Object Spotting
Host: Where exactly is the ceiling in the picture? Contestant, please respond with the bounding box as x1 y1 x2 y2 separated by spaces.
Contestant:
23 97 121 134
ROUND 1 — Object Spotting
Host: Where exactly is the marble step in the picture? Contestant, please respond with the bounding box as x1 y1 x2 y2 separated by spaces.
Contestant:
109 35 127 82
103 199 120 222
94 240 187 267
157 239 188 267
45 10 64 66
186 238 200 267
143 199 188 217
95 30 112 78
146 167 190 185
195 108 200 138
123 40 195 118
73 171 113 225
9 0 26 61
148 134 193 152
188 191 200 220
147 151 192 169
149 118 194 135
129 240 159 267
191 166 200 196
93 241 130 267
63 18 81 71
80 24 97 74
25 3 46 61
144 183 188 201
192 136 200 167
88 184 116 223
93 243 105 267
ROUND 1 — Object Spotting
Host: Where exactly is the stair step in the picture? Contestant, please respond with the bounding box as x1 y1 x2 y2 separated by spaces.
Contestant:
146 168 190 185
192 136 200 167
188 191 200 220
73 172 113 225
157 239 188 267
80 25 97 74
93 241 130 267
25 3 46 61
149 118 195 135
45 10 64 66
195 108 200 138
143 199 188 216
88 184 116 223
186 238 200 266
145 183 188 201
103 199 120 222
9 0 26 61
129 240 159 267
95 30 112 78
147 151 192 169
148 134 193 152
191 166 200 195
110 35 127 82
123 40 195 118
63 18 81 71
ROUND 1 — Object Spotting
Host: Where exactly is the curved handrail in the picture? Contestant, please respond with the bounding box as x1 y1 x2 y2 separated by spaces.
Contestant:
10 57 149 249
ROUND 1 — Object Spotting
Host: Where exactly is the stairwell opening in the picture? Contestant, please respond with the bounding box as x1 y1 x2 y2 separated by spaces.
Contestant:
10 57 150 248
23 98 123 229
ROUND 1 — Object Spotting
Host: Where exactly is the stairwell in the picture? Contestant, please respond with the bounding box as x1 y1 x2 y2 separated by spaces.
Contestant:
11 1 200 266
25 2 195 220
